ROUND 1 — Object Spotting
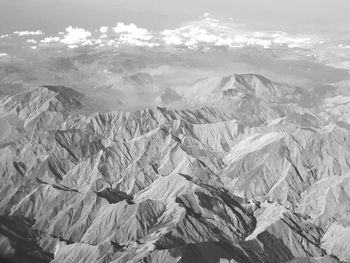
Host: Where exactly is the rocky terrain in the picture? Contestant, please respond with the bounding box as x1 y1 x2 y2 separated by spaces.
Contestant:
0 73 350 263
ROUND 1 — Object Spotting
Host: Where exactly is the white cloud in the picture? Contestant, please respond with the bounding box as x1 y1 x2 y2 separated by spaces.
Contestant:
160 26 236 48
7 16 319 51
27 39 37 44
271 32 312 48
0 34 9 39
99 26 109 33
95 39 103 45
162 30 183 45
68 44 79 49
61 26 92 45
247 38 272 48
14 30 44 36
112 22 155 46
113 23 151 39
119 36 158 47
107 39 116 46
161 27 213 47
0 53 7 57
254 32 265 38
158 18 317 50
41 36 60 43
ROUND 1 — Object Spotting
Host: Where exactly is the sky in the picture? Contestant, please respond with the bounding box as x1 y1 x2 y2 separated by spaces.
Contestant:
1 0 350 34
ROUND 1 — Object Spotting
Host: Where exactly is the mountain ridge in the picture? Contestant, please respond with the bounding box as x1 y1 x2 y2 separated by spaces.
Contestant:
0 73 350 263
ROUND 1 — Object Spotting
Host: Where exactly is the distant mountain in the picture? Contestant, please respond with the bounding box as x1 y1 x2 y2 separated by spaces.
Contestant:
113 72 156 92
176 74 305 101
155 88 183 105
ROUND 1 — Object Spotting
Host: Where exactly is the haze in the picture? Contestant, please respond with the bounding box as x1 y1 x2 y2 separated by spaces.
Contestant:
1 0 350 34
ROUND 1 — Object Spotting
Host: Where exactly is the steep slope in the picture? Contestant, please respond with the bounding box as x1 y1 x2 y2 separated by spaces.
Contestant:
173 73 319 127
0 74 349 263
221 124 350 205
240 202 325 263
321 223 350 261
0 85 83 131
320 95 350 125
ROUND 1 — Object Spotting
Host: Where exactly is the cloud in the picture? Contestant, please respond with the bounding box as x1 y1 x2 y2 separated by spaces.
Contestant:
112 22 155 46
68 44 79 49
0 53 7 57
61 26 92 45
113 22 151 40
14 30 44 36
107 39 117 47
271 32 312 48
99 26 109 33
0 34 9 39
27 39 37 44
38 27 93 48
4 15 320 52
162 30 183 45
158 18 317 50
41 36 60 43
160 25 237 48
161 26 220 47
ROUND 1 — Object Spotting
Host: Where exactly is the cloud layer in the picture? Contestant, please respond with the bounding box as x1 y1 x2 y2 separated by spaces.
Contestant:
157 17 317 49
14 30 44 36
0 15 327 53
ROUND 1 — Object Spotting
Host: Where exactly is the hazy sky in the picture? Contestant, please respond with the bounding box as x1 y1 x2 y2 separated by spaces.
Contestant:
1 0 350 34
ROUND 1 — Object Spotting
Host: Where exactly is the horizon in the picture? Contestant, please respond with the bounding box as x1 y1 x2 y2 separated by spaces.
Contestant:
1 0 350 34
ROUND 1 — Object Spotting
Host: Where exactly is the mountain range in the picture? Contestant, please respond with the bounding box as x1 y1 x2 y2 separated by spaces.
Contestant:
0 73 349 263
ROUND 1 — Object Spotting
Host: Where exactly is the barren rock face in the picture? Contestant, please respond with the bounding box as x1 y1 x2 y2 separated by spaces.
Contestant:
0 74 350 263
